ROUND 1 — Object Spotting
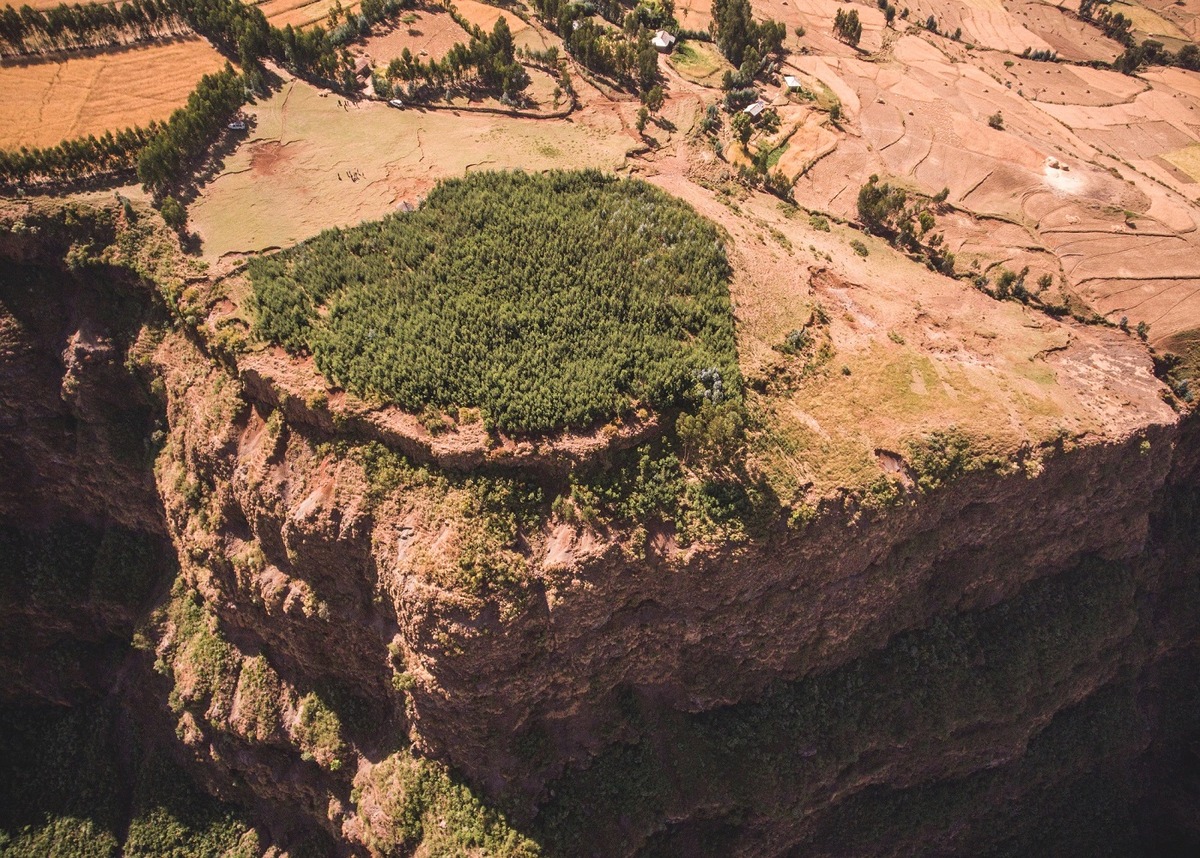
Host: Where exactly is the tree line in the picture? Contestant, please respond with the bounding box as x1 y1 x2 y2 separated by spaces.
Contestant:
0 0 189 57
531 0 664 94
135 65 244 193
0 0 418 190
711 0 785 69
374 15 531 103
0 126 156 188
1078 0 1200 74
248 170 740 434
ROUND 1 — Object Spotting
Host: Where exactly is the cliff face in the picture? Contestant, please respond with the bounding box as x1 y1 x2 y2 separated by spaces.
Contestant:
0 227 168 703
165 346 1200 855
2 205 1199 857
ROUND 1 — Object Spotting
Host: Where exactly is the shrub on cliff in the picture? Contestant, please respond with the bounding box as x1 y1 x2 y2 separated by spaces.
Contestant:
249 170 740 434
905 427 999 492
362 752 538 856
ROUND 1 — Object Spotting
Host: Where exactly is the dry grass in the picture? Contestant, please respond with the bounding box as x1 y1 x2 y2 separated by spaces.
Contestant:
1162 143 1200 182
667 41 731 88
189 78 632 261
355 9 472 64
0 38 227 150
674 0 713 31
646 164 1176 502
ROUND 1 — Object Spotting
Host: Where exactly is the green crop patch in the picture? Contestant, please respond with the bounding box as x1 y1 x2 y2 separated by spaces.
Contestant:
248 170 739 433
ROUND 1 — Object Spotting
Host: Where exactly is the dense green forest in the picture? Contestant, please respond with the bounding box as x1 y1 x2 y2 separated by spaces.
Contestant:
249 170 739 433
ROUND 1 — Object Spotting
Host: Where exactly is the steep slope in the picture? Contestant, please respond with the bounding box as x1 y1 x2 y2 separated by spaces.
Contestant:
1 180 1198 858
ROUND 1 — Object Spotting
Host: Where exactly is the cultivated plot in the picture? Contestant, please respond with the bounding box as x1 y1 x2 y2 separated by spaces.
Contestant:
0 37 227 150
249 0 361 28
453 0 550 51
770 28 1200 349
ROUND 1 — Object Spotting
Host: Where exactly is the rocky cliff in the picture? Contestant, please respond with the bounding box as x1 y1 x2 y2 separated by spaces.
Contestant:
2 199 1198 857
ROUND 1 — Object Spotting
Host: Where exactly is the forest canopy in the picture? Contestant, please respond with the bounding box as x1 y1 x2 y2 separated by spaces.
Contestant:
248 170 739 433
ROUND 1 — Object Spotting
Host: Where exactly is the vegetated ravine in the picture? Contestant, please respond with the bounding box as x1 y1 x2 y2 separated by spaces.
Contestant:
1 193 1199 858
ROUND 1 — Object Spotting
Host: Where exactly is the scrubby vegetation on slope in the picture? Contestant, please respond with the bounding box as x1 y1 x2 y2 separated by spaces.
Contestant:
535 557 1150 854
249 170 740 433
0 703 259 857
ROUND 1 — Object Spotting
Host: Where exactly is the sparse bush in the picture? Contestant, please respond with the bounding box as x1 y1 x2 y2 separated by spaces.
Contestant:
296 692 346 769
906 427 982 492
777 327 811 354
996 268 1018 299
987 111 1004 130
833 8 862 47
732 111 753 145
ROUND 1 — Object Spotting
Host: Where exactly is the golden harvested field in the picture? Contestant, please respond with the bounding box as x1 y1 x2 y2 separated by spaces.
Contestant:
1139 0 1200 42
250 0 360 29
1163 143 1200 182
1109 1 1190 40
0 38 227 150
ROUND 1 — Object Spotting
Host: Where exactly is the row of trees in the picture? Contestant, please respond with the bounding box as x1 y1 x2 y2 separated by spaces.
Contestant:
0 126 155 188
0 0 188 56
145 0 409 92
249 170 740 434
711 0 785 68
532 0 662 93
375 16 531 103
0 64 241 191
857 176 955 275
1078 0 1200 74
135 65 244 193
